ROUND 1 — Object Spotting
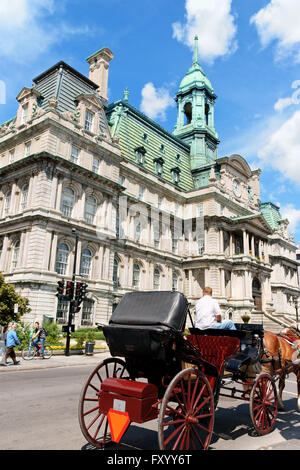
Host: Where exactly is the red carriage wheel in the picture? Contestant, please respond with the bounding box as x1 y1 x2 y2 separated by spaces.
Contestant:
78 358 131 448
158 368 215 451
250 373 278 435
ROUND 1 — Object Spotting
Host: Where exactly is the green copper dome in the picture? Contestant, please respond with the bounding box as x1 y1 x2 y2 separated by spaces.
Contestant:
178 36 215 96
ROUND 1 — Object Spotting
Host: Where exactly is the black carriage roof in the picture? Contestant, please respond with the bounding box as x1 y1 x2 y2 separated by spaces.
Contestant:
109 291 188 331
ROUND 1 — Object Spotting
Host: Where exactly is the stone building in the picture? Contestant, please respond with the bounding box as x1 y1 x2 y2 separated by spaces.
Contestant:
0 40 299 330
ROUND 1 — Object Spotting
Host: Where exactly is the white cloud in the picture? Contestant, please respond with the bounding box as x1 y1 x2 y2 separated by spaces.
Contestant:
274 97 294 112
258 110 300 186
274 80 300 111
172 0 238 64
140 83 175 121
280 204 300 234
251 0 300 62
0 0 93 63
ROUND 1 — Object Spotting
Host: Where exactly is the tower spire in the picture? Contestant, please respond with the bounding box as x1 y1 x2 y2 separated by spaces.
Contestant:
193 35 199 65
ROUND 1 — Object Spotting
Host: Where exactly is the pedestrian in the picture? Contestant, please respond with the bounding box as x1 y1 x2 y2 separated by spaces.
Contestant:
195 286 236 330
4 324 20 365
0 325 8 366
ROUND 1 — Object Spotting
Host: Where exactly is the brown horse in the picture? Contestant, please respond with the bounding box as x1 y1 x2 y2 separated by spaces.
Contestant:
262 328 300 411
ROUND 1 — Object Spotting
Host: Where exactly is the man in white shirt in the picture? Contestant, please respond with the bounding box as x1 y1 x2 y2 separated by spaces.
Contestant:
195 286 236 330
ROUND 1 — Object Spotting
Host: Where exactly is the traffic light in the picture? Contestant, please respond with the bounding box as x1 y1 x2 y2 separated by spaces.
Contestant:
73 282 88 313
56 280 64 300
75 282 82 300
65 281 74 301
81 283 88 300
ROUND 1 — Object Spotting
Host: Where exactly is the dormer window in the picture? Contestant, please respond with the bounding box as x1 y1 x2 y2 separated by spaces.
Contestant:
135 146 146 166
84 110 94 131
171 167 181 186
21 104 28 125
154 157 164 177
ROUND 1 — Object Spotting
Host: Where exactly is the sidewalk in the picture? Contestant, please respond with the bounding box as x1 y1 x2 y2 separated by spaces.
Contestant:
0 345 111 372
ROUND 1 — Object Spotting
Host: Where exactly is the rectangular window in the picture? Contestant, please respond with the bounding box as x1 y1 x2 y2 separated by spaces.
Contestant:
138 185 144 200
197 237 204 255
85 111 94 131
24 141 31 157
197 204 204 218
56 299 68 324
81 300 93 326
9 150 15 163
70 145 79 163
92 156 100 173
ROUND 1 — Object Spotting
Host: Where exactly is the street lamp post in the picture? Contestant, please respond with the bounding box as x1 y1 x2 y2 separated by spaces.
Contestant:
65 228 79 356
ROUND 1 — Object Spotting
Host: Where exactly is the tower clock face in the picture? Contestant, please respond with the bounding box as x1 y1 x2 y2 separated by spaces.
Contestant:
233 179 240 196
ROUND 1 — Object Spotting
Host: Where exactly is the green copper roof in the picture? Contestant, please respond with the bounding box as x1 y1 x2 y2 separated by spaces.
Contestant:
177 36 215 96
106 100 194 191
260 202 282 231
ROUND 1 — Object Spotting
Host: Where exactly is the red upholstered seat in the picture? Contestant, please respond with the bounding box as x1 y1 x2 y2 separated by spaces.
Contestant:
186 334 240 388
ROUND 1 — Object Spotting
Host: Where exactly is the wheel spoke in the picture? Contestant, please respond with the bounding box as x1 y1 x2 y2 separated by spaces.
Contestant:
79 358 131 448
158 369 214 451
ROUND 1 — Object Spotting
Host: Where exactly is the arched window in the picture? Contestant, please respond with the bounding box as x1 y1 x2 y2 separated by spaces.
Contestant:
84 196 97 224
3 190 11 217
80 248 92 277
132 263 140 288
61 187 75 217
113 257 119 287
205 103 210 126
172 271 178 291
20 184 29 211
11 240 20 271
184 102 192 125
153 267 160 290
55 242 70 275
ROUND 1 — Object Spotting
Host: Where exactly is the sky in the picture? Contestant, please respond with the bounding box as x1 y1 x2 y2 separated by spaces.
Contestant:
0 0 300 245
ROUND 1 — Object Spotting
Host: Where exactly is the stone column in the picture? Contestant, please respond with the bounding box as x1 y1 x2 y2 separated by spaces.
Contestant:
0 235 9 271
49 232 58 272
219 228 224 253
243 229 249 255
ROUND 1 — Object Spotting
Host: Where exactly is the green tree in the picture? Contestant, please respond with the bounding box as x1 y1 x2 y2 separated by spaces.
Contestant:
0 273 31 325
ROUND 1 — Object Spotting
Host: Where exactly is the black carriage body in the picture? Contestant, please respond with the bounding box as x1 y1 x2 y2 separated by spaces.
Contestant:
102 291 189 386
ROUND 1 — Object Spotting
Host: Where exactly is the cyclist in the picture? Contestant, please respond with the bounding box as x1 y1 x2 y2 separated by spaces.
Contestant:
32 322 47 358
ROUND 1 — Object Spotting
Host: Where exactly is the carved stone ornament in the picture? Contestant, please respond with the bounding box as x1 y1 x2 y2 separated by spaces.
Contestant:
48 96 58 109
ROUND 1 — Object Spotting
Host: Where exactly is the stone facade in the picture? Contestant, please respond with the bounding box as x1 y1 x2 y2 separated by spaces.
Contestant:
0 42 299 330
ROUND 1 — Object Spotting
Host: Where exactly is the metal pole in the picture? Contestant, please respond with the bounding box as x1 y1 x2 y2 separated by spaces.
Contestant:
65 229 79 356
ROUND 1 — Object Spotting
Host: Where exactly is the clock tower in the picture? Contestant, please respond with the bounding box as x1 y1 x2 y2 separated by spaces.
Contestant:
174 36 219 171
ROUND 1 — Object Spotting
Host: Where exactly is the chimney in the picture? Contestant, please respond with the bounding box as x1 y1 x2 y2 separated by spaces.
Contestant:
86 47 114 101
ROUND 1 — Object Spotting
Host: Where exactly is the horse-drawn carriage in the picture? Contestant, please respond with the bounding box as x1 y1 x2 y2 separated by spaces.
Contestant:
78 291 280 450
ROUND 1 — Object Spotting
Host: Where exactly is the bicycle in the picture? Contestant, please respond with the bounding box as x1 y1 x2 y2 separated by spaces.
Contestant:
21 340 53 360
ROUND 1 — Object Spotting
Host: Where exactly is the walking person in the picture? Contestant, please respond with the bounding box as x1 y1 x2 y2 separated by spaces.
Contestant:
195 286 236 330
0 325 8 366
4 324 20 365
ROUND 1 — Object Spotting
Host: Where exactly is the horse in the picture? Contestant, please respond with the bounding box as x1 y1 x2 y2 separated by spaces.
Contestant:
262 328 300 411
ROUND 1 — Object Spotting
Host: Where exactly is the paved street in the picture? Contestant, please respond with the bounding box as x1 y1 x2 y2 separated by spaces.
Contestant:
0 352 299 451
